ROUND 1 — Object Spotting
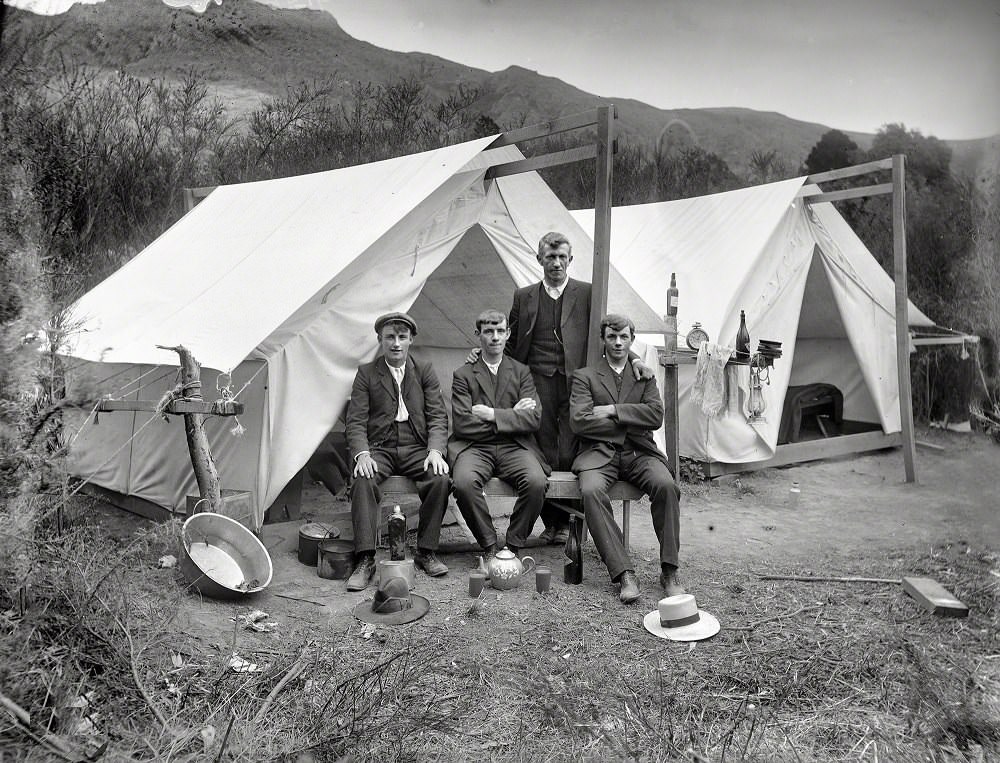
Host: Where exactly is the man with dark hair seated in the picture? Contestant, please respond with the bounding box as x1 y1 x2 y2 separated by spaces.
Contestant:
570 313 684 604
449 309 549 559
345 312 451 591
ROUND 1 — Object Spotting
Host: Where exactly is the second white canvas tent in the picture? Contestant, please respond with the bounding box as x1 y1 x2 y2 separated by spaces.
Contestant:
571 177 934 466
63 137 663 529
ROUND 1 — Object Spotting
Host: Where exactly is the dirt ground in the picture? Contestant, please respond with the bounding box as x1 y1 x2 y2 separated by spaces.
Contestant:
113 424 997 651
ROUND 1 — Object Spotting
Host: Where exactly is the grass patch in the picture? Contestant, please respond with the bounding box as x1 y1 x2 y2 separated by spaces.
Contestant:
1 502 997 761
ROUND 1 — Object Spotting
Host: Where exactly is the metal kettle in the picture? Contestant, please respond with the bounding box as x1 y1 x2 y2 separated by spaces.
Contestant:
484 547 535 590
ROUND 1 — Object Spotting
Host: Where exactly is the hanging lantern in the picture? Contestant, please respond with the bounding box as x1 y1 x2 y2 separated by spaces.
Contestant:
747 366 767 423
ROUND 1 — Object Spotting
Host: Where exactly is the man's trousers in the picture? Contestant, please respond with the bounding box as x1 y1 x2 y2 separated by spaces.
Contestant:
577 450 680 580
451 442 547 549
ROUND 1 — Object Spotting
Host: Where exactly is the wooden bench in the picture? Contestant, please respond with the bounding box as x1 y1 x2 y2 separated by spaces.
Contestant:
379 470 643 553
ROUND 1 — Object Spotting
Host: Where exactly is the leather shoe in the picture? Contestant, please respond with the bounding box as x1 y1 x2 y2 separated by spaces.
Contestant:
618 571 640 603
346 556 376 591
540 525 570 545
659 569 686 597
414 550 448 577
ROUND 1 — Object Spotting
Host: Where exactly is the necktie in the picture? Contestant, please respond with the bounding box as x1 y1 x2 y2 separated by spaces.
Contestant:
389 365 409 421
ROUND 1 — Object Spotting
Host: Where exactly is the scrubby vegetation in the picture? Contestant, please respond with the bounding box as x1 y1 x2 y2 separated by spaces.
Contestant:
1 17 999 760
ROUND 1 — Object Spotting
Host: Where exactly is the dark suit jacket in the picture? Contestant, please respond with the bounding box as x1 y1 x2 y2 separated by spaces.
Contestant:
507 278 591 377
448 356 551 474
346 354 449 460
569 358 669 471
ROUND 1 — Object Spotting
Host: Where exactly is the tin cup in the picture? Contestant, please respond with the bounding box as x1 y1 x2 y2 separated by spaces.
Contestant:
469 571 487 597
535 565 552 594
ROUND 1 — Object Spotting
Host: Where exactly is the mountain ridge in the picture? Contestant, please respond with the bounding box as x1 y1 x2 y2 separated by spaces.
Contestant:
5 0 996 180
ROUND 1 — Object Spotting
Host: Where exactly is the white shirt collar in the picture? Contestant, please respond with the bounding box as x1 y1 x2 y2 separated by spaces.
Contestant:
483 357 502 375
543 278 569 299
385 359 406 379
608 359 628 376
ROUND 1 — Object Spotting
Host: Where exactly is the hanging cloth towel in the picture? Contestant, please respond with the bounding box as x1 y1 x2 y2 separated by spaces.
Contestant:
691 342 733 417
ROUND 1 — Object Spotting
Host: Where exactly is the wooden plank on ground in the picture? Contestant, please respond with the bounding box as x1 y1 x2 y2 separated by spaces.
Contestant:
702 431 902 478
902 576 969 617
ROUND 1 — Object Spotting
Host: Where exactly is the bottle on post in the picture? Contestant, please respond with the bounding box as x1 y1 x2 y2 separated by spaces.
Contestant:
564 515 583 585
735 309 751 363
388 504 406 561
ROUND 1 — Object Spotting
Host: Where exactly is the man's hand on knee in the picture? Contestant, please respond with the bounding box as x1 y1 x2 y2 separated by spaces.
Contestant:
423 449 449 476
353 452 378 480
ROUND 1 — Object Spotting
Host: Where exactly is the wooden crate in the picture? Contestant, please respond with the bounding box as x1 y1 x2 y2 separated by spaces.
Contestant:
185 489 253 528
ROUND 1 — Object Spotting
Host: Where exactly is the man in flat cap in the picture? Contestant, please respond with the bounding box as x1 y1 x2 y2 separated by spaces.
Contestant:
449 309 549 558
345 312 451 591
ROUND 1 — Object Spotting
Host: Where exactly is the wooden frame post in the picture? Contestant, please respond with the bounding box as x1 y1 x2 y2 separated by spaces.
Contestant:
587 105 615 364
892 154 917 482
797 155 917 483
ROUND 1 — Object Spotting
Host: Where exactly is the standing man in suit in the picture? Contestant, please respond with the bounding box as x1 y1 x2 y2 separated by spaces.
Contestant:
345 312 451 591
506 231 653 544
570 314 684 604
450 309 550 557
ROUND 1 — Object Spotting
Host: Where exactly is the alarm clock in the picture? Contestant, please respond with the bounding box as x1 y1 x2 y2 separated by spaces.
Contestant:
685 322 709 351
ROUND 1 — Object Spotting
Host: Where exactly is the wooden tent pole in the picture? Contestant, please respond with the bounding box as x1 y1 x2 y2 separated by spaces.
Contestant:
892 154 917 483
663 274 680 480
587 105 614 365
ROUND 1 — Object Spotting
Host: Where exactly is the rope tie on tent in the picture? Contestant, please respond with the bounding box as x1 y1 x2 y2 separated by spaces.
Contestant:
215 371 246 437
226 363 268 402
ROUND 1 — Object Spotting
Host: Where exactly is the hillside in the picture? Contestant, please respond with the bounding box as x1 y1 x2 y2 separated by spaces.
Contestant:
4 0 996 180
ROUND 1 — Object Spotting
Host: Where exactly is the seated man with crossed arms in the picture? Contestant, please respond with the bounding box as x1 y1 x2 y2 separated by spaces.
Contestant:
569 313 684 604
449 309 550 559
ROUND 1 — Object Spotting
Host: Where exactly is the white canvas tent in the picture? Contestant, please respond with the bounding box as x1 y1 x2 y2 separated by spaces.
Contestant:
64 137 663 529
571 177 935 467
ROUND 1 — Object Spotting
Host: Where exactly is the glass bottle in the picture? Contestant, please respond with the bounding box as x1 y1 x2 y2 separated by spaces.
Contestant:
735 309 750 363
788 482 801 509
563 516 583 585
388 505 406 561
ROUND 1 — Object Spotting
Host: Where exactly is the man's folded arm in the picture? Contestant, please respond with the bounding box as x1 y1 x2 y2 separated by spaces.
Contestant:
493 367 542 433
569 371 622 438
614 378 664 430
451 372 495 439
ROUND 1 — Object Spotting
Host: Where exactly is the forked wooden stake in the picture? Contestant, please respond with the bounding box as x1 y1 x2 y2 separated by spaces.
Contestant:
156 344 223 514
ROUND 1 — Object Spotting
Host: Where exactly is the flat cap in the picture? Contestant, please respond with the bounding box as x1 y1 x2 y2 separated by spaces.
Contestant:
374 312 418 336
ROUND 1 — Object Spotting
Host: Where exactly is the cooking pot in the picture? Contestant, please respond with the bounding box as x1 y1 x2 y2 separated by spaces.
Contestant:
298 522 339 566
316 539 354 580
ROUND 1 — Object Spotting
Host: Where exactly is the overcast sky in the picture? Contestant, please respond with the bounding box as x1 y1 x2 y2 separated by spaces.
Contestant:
8 0 999 140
